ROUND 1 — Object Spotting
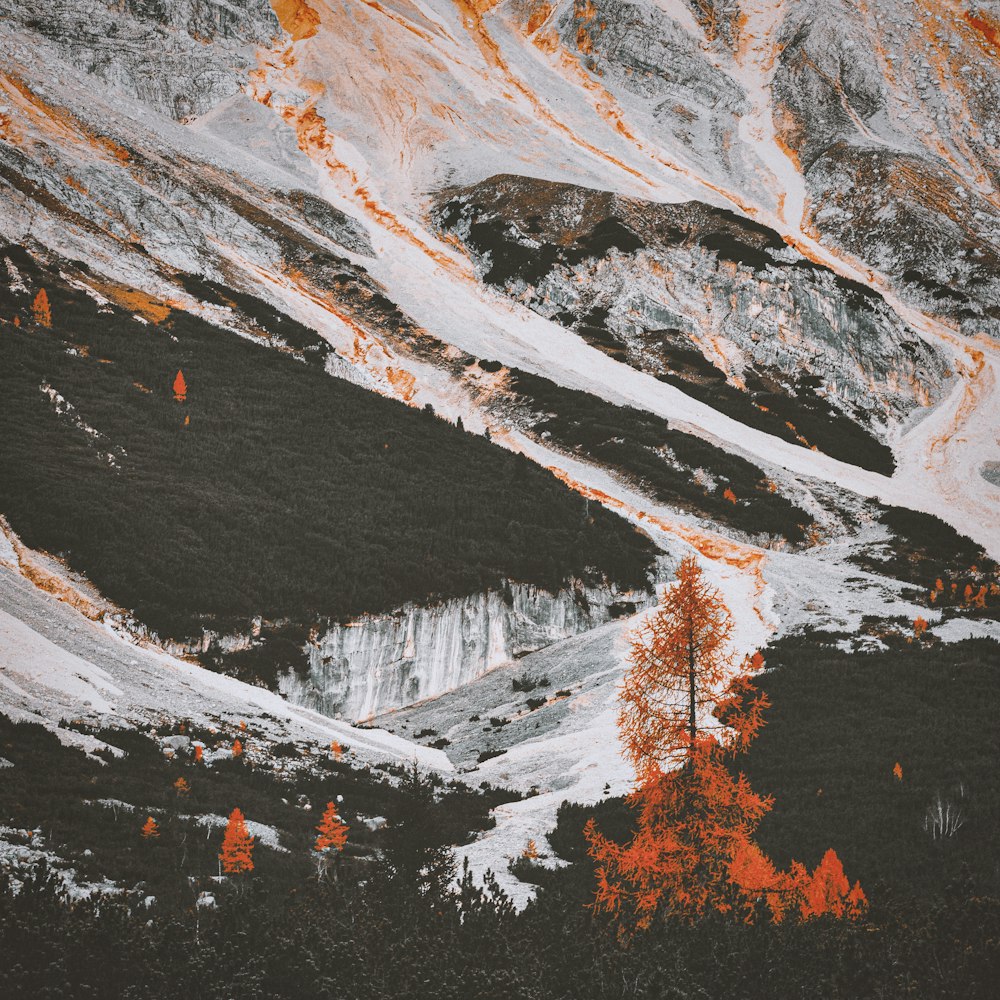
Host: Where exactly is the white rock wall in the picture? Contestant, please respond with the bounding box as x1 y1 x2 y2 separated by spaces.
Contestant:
279 581 652 721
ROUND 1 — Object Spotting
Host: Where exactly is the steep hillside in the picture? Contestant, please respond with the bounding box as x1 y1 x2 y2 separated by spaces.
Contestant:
2 0 1000 938
0 246 655 645
435 175 945 474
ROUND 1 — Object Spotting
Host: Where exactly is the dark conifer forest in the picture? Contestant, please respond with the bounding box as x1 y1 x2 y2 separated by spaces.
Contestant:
0 246 655 642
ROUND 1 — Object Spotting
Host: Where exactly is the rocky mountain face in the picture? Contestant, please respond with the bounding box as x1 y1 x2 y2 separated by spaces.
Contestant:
281 579 653 721
435 175 946 468
4 0 280 120
2 0 999 728
770 0 1000 331
527 0 1000 329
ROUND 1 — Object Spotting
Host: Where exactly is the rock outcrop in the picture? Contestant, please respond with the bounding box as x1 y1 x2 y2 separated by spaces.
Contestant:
435 175 947 469
280 580 652 721
4 0 280 120
771 0 1000 330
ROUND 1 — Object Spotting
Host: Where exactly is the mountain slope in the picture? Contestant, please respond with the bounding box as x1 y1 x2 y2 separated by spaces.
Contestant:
3 0 1000 900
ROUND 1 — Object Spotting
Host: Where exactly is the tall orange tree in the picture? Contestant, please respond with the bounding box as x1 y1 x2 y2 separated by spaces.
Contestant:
313 801 349 881
219 807 255 875
315 801 349 854
32 288 51 327
585 555 864 929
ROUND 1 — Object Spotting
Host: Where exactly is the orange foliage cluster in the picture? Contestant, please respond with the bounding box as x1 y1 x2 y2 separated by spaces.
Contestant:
174 777 191 797
314 802 349 853
893 762 904 782
172 369 187 403
141 816 159 839
523 839 540 860
585 556 865 929
913 616 929 639
219 808 255 874
330 740 343 761
929 573 998 609
93 283 171 323
232 738 243 758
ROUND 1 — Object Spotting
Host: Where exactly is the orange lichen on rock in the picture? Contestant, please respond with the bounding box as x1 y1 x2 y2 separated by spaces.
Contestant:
450 0 647 184
90 282 172 324
0 74 130 164
965 10 1000 54
249 69 465 276
928 341 987 455
3 525 106 620
0 107 21 143
532 26 561 53
386 367 417 400
358 0 438 43
525 3 554 34
270 0 321 41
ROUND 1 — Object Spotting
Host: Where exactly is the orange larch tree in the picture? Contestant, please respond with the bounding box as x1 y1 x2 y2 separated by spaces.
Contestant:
797 848 867 921
172 369 187 402
585 554 865 930
314 801 350 853
32 288 51 327
615 554 751 777
219 807 255 874
141 816 159 839
232 738 243 758
313 801 349 880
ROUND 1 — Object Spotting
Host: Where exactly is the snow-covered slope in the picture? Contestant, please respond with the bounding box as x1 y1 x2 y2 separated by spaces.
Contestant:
3 1 998 544
0 535 447 771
